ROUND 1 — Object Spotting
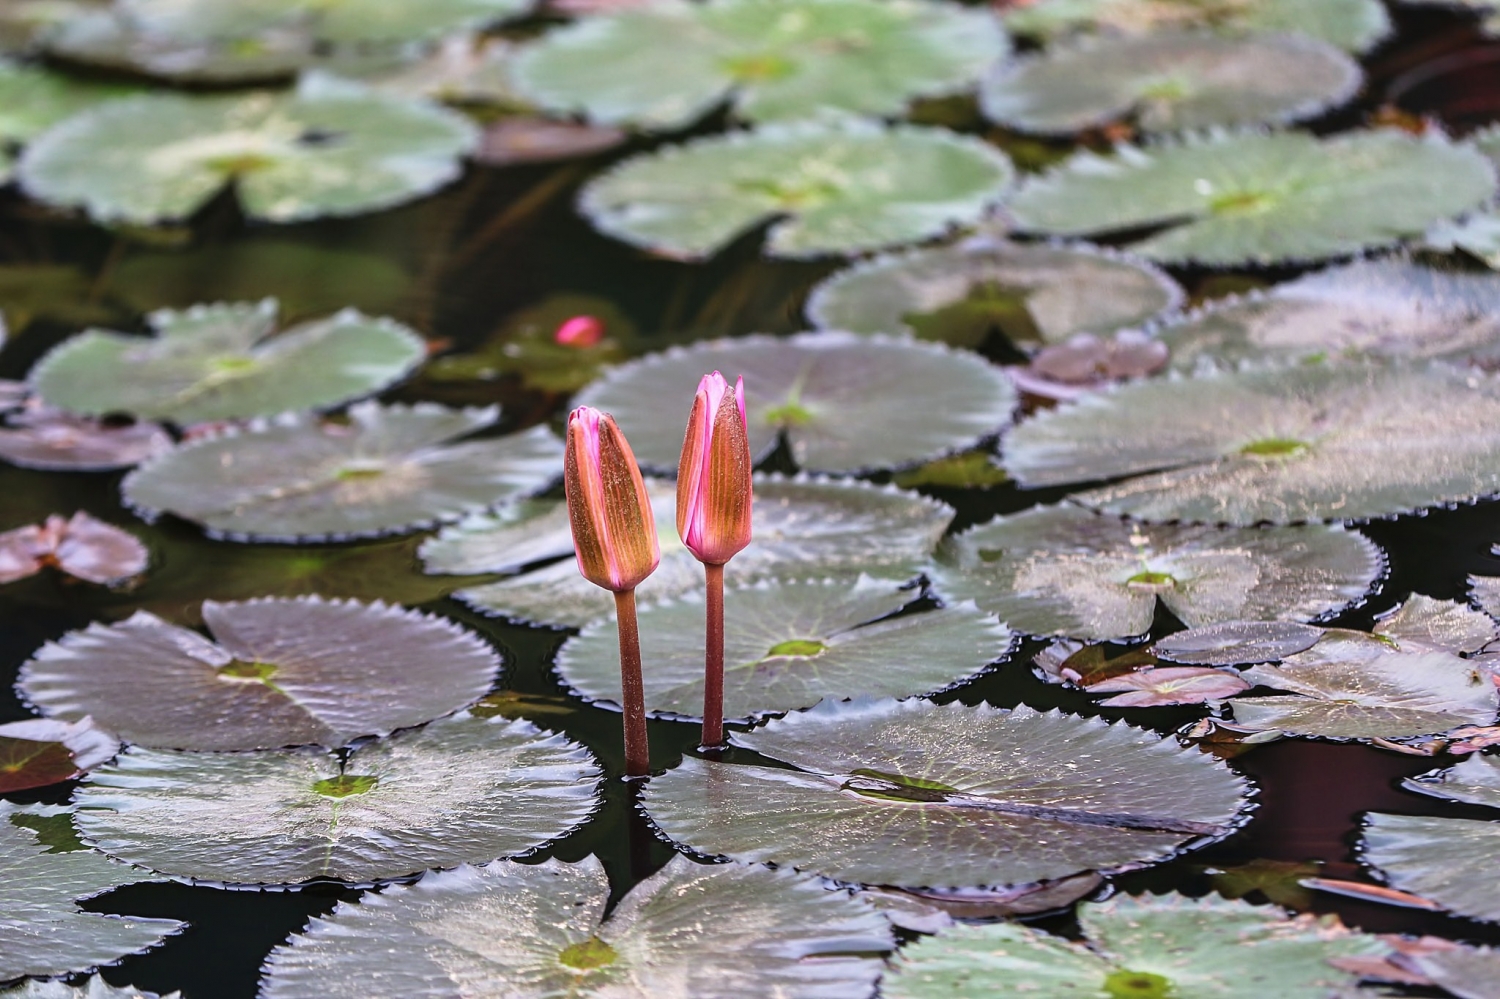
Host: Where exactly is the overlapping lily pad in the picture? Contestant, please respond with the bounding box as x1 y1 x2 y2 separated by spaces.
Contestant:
260 855 891 999
931 503 1380 641
980 32 1360 135
19 75 479 225
1002 0 1392 53
1004 362 1500 525
1376 593 1498 654
2 978 178 999
119 0 530 44
1154 621 1324 666
31 300 425 424
44 9 320 83
0 512 148 585
0 59 139 145
74 712 600 887
1007 129 1495 266
511 0 1006 130
1413 943 1500 999
0 407 171 472
121 401 563 542
805 237 1181 349
645 697 1250 889
0 717 119 793
18 596 501 751
575 332 1015 473
578 120 1015 259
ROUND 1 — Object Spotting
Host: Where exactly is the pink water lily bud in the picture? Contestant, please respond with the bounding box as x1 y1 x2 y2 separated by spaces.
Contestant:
555 315 605 348
676 371 752 566
564 406 660 592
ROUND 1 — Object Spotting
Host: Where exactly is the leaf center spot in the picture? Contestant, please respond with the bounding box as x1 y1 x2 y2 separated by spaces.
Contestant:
1104 969 1173 999
1207 190 1274 216
763 400 814 427
218 659 279 682
558 936 617 971
766 638 826 658
207 152 277 176
336 459 387 480
842 768 958 803
210 356 259 374
1126 570 1176 591
312 774 379 798
1239 437 1308 458
734 178 838 210
1138 76 1192 102
722 53 795 82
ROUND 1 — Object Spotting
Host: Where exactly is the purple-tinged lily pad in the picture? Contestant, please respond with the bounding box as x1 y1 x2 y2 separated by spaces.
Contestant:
0 406 171 472
0 512 147 586
1090 666 1250 707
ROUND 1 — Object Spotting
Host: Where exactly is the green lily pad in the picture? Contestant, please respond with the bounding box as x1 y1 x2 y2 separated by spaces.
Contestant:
1426 211 1500 270
1004 362 1500 525
1376 593 1498 654
2 978 179 999
511 0 1006 130
357 34 517 104
32 300 424 424
575 332 1016 473
644 697 1250 889
119 0 531 45
0 1 102 55
0 59 141 143
75 711 600 887
427 475 955 628
931 503 1380 641
121 402 563 542
260 855 891 999
1007 130 1495 266
578 120 1014 259
44 9 320 83
18 596 500 751
1362 804 1500 923
805 236 1181 349
1412 943 1500 999
882 892 1382 998
981 31 1360 136
18 75 479 225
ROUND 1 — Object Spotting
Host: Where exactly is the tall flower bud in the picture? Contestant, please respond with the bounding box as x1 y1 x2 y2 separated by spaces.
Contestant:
564 406 660 592
676 372 752 566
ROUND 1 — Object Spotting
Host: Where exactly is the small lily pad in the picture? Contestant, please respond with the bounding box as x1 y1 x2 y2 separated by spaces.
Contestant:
1089 666 1249 707
121 402 562 542
575 332 1016 473
1004 362 1500 525
1154 621 1325 666
120 0 531 45
0 717 119 793
1376 593 1498 654
0 58 141 144
260 855 891 998
931 503 1380 641
805 236 1181 349
32 300 425 424
644 697 1250 889
2 977 178 999
75 712 601 887
0 406 171 472
1007 129 1495 266
578 120 1015 259
980 31 1361 135
0 512 148 585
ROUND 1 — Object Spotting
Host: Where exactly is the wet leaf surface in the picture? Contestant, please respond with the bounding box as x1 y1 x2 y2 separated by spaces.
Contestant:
0 716 119 791
0 512 147 585
1 977 179 999
1362 809 1500 923
1153 621 1324 666
1089 665 1249 706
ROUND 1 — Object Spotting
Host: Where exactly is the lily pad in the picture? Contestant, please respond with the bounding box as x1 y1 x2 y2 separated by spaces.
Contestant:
18 596 501 751
2 978 178 999
1473 572 1500 622
1404 753 1500 810
1007 129 1495 266
0 716 119 792
121 402 563 542
357 34 517 104
475 117 626 167
1361 809 1500 923
1088 666 1249 707
260 855 891 999
44 10 319 83
1413 943 1500 999
74 711 601 887
578 120 1014 259
644 697 1250 889
1153 621 1325 666
0 59 140 144
931 503 1380 641
980 31 1360 135
805 236 1181 349
511 0 1006 130
19 75 479 225
31 300 425 424
0 407 171 472
1426 211 1500 270
1376 594 1498 654
1003 362 1500 525
575 332 1015 473
119 0 530 44
0 512 148 585
882 892 1382 998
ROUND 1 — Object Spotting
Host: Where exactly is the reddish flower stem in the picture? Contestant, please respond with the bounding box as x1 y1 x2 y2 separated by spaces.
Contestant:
614 587 650 777
702 561 726 750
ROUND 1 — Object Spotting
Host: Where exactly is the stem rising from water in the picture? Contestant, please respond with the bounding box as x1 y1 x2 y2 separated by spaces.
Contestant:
703 562 726 750
615 588 650 777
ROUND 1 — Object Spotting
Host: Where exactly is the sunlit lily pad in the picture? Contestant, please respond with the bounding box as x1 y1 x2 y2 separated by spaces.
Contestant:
576 332 1015 472
0 512 147 585
356 34 516 104
427 475 954 628
0 406 171 472
19 596 500 751
121 402 562 542
45 10 319 83
1376 593 1498 654
19 75 479 225
981 31 1360 135
645 697 1250 889
32 300 425 424
882 892 1382 998
1154 621 1324 666
805 236 1181 349
260 855 891 998
931 503 1380 641
1002 0 1391 53
0 59 139 144
120 0 530 44
0 716 119 792
1007 130 1495 266
1004 362 1500 525
2 978 178 999
579 120 1015 259
558 575 1012 721
512 0 1006 130
75 712 600 887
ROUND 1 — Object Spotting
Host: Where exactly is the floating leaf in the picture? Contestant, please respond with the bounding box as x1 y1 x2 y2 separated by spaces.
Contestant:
575 332 1015 473
1007 130 1495 266
882 892 1382 999
428 475 954 628
44 10 318 83
1002 0 1391 53
0 512 147 585
805 236 1181 349
892 450 1009 489
980 31 1360 135
1362 808 1500 923
1089 666 1249 707
358 34 517 104
1472 572 1500 622
1403 752 1500 810
1376 594 1498 654
260 855 891 998
0 407 171 472
1426 211 1500 270
931 503 1379 641
1004 362 1500 525
20 596 500 751
579 120 1014 259
121 402 562 542
1154 621 1324 666
0 59 140 144
475 117 626 167
32 300 425 424
1 977 179 999
511 0 1006 130
120 0 530 44
75 712 600 887
644 697 1250 889
1413 943 1500 999
558 575 1012 721
19 75 479 225
0 717 119 793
